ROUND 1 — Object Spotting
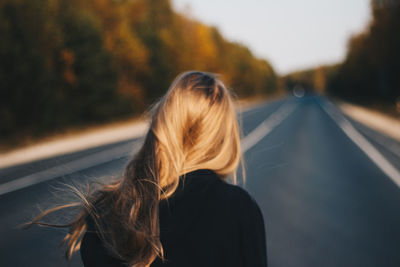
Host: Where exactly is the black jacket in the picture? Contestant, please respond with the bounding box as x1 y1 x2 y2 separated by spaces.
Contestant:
80 169 267 267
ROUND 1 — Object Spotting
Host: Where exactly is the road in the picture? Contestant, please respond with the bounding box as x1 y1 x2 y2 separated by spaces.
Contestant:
1 95 400 267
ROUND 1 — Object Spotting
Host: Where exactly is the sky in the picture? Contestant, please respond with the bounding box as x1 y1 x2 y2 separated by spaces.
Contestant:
172 0 371 75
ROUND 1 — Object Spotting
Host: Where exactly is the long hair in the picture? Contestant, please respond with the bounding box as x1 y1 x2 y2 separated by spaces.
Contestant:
27 71 244 267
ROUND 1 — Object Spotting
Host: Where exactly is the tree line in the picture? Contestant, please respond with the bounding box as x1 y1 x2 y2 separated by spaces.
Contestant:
0 0 277 146
327 0 399 105
282 0 399 108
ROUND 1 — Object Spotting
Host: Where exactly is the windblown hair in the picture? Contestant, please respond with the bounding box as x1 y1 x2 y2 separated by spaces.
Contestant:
28 71 244 267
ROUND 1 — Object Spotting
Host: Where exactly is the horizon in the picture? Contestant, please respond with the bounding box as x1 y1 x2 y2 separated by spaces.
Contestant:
172 0 371 75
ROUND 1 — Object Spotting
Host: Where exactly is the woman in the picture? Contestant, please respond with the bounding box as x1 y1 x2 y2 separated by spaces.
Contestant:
30 71 267 267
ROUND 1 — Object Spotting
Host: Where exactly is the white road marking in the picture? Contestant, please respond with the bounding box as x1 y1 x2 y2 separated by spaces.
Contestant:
0 101 265 170
354 125 400 159
0 122 149 169
321 100 400 188
241 101 297 153
0 100 296 195
0 142 142 196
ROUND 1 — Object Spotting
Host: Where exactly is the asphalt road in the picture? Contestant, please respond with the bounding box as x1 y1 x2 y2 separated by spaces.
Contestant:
1 95 400 267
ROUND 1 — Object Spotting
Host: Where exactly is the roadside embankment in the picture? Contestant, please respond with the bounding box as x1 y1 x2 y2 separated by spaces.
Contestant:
338 101 400 142
0 97 268 169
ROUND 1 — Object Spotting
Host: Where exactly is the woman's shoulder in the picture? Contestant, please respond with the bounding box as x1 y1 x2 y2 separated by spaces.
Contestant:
216 180 261 212
186 170 254 198
182 169 262 216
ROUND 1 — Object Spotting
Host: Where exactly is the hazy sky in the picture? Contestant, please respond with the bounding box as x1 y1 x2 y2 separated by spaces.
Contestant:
172 0 371 75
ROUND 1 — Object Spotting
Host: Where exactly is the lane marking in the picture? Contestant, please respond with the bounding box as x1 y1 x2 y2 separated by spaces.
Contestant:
0 100 296 196
241 101 297 153
320 100 400 188
0 142 142 196
0 122 149 169
0 100 270 170
353 125 400 159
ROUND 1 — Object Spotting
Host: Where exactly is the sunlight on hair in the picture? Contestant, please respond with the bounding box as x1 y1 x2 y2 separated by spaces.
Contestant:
28 71 246 267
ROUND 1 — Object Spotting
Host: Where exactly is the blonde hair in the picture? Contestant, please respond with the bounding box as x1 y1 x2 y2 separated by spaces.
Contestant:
153 71 243 196
27 71 244 267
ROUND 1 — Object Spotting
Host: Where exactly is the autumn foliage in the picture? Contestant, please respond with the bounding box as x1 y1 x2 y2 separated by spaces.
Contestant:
0 0 277 143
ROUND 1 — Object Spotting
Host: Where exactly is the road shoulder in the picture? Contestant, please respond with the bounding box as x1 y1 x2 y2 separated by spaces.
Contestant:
338 101 400 142
0 97 269 169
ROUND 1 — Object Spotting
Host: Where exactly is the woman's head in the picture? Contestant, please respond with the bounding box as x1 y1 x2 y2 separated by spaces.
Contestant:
111 71 244 265
149 71 242 195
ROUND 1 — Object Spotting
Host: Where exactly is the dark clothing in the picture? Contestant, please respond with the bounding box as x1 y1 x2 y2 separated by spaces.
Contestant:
80 169 267 267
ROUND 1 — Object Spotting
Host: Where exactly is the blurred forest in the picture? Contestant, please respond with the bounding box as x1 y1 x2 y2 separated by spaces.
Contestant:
327 0 399 106
0 0 277 145
282 0 399 112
